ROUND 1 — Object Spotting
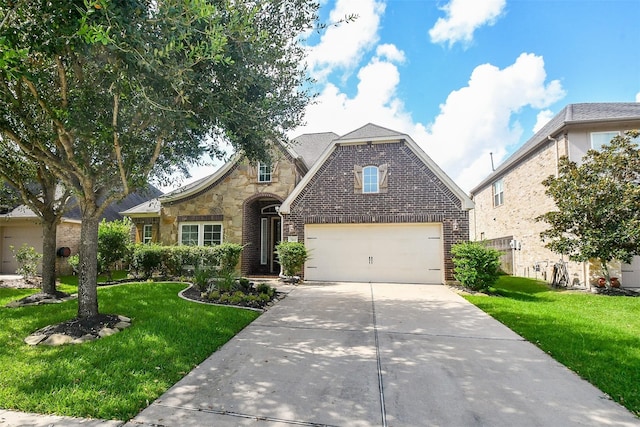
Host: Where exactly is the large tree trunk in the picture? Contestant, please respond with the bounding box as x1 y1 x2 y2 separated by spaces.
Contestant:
77 213 100 318
40 218 58 295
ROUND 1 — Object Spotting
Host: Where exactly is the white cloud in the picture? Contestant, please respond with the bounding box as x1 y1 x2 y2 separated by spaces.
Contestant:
636 91 640 102
294 52 566 194
429 0 506 48
375 44 406 63
423 53 565 191
533 109 555 133
305 0 386 80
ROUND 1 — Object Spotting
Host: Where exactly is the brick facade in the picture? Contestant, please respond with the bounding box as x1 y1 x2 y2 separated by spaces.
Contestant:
281 141 470 282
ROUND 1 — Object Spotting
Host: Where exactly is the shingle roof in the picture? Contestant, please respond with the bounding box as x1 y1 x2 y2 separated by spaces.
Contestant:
1 185 163 221
470 102 640 194
337 123 406 141
289 132 338 169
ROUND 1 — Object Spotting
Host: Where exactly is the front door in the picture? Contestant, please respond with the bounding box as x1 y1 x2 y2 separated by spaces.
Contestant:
271 217 281 274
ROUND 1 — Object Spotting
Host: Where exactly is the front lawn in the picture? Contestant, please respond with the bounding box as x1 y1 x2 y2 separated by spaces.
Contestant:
464 276 640 416
0 282 259 421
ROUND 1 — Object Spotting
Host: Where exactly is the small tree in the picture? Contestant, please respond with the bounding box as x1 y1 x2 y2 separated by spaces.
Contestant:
450 241 501 291
276 242 310 278
10 244 42 282
537 130 640 287
97 218 133 281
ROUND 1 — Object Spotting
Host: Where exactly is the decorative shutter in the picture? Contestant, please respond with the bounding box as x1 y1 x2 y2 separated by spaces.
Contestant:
353 165 363 192
379 163 388 193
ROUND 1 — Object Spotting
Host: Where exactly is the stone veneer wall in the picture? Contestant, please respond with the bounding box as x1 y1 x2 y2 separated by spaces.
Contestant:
159 154 301 274
282 142 469 282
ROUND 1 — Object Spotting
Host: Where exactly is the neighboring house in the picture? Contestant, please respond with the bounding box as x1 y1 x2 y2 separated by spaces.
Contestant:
469 102 640 289
123 124 473 284
0 186 162 275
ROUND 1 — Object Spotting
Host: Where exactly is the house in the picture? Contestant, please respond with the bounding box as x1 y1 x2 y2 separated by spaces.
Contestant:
0 186 162 275
123 124 473 284
469 102 640 289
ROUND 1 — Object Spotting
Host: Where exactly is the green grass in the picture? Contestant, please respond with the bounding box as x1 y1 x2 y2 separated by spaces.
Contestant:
0 282 260 421
464 276 640 416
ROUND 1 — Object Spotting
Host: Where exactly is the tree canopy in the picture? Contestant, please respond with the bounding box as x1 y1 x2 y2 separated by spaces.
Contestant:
537 130 640 283
0 0 318 318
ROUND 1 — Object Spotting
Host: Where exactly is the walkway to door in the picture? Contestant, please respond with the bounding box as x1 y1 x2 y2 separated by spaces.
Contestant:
126 283 638 427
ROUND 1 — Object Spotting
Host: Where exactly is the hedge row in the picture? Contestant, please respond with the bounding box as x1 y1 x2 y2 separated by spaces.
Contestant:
127 243 243 279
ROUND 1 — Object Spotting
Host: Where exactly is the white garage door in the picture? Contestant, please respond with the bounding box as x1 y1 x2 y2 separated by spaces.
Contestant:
304 223 443 284
621 256 640 289
1 225 44 274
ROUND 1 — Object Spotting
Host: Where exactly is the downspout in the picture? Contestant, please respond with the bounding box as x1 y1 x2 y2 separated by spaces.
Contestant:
548 135 559 177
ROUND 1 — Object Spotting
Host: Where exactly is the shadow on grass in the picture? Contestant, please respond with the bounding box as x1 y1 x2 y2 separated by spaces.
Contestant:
0 282 259 420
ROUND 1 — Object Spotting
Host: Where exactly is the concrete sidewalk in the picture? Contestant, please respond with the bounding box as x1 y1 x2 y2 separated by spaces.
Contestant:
122 283 638 427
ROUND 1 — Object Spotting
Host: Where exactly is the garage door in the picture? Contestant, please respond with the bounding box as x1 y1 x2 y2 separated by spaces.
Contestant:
304 223 443 284
1 225 43 274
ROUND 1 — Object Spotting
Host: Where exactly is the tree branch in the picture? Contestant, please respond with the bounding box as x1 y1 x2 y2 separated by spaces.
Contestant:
111 91 129 194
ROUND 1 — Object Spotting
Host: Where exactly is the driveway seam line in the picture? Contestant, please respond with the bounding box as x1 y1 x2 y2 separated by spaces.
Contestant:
370 283 388 427
382 331 525 341
152 402 340 427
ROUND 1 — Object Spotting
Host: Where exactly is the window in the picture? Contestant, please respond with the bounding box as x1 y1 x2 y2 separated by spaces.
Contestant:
142 224 153 244
258 162 272 183
180 223 223 246
493 179 504 207
591 131 619 151
363 166 379 193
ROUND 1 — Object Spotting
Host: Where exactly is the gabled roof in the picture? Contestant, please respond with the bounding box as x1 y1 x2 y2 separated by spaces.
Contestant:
337 123 406 142
0 185 163 222
160 134 339 203
470 102 640 195
290 132 338 169
279 123 474 213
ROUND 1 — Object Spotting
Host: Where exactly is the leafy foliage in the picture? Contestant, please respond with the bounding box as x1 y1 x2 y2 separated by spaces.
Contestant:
97 218 132 280
451 241 501 291
10 244 42 280
276 241 310 277
537 130 640 283
0 0 318 317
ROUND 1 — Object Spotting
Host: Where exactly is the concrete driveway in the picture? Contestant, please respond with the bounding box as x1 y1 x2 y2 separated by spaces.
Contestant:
125 283 638 427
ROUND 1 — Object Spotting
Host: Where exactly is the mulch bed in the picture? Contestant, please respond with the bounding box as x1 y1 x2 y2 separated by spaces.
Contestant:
181 285 284 310
34 314 124 339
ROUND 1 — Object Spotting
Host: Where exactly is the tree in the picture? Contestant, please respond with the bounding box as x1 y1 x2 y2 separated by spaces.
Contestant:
0 1 317 319
537 130 640 286
0 142 71 297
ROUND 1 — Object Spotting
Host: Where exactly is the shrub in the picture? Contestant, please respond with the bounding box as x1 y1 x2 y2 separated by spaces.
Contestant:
214 243 243 275
98 218 132 280
67 254 80 274
276 242 309 277
256 282 275 297
128 243 164 279
451 241 501 291
11 244 42 280
193 267 214 292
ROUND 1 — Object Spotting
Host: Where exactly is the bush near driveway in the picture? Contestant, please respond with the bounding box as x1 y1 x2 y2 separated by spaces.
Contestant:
464 276 640 417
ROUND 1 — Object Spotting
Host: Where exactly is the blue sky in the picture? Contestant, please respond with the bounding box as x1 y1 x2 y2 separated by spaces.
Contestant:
176 0 640 193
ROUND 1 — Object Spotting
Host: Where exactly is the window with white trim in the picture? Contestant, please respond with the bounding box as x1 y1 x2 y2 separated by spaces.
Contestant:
591 131 619 151
363 166 379 194
143 224 153 244
258 162 272 183
179 222 223 246
493 179 504 207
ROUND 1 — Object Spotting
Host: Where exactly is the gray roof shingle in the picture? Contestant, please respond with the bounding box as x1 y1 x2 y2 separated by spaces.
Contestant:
470 102 640 194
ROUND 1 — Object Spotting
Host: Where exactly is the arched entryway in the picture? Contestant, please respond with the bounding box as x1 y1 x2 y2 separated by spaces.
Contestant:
242 194 283 276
